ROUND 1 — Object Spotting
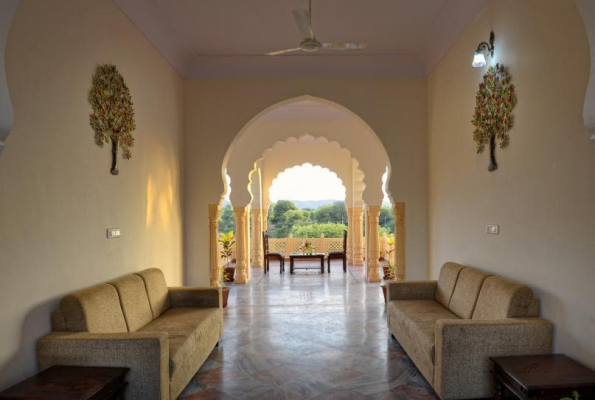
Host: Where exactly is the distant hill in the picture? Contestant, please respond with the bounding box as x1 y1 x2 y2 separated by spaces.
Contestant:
289 199 343 209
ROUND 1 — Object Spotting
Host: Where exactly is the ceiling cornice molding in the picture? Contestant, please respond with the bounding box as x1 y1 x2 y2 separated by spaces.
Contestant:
0 0 19 156
186 54 425 78
575 0 595 142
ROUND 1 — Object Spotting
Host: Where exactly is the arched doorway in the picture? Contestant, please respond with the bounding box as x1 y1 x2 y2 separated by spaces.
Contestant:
209 95 405 286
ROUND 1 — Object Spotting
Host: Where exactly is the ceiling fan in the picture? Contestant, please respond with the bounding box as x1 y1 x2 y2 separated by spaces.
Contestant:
266 0 366 56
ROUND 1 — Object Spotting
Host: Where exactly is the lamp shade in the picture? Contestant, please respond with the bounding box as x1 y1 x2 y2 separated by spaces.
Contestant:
472 50 487 68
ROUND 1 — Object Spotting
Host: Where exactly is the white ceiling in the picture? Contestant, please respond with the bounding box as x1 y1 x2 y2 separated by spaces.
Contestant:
114 0 491 77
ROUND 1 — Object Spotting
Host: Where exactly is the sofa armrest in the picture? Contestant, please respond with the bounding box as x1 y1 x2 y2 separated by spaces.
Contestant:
168 286 222 309
386 280 437 302
38 331 169 400
434 318 553 400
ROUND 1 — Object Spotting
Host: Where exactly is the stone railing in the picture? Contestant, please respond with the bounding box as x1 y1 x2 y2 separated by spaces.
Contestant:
218 233 392 265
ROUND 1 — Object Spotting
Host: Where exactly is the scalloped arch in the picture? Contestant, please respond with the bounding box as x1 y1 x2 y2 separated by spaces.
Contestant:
0 0 19 155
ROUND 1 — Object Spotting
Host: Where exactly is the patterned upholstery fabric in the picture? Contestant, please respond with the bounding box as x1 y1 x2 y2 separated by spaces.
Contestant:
60 284 128 333
434 262 465 308
110 274 154 332
447 268 492 319
136 268 171 318
473 276 539 319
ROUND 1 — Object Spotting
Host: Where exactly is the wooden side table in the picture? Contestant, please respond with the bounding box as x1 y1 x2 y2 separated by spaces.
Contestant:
491 354 595 400
0 365 129 399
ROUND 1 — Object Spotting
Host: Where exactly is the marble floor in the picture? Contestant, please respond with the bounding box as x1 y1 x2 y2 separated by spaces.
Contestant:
178 262 437 399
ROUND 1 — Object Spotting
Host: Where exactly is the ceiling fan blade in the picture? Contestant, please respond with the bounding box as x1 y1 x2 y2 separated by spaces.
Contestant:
322 42 367 51
265 47 302 56
292 9 314 39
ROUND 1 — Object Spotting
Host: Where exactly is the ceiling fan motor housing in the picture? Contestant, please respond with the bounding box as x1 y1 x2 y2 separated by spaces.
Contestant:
301 39 321 52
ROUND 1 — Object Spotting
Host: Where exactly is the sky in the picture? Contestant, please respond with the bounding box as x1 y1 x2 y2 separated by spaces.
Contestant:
224 163 390 204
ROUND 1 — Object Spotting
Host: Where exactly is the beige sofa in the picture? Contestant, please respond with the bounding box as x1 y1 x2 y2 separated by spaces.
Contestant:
386 262 553 400
37 268 223 400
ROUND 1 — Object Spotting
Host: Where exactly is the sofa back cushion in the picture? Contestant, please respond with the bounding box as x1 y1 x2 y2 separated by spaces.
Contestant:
60 284 127 333
448 268 492 319
136 268 171 318
472 276 539 319
110 274 154 332
435 262 466 308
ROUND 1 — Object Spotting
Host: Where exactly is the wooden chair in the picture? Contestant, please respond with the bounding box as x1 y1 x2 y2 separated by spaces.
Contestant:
263 231 284 274
327 229 347 273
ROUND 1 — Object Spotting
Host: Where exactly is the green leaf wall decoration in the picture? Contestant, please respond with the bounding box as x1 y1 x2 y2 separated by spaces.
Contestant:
472 63 517 172
89 64 136 175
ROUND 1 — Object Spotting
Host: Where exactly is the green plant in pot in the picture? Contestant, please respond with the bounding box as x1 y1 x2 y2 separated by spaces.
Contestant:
381 235 396 304
218 231 235 308
219 231 236 283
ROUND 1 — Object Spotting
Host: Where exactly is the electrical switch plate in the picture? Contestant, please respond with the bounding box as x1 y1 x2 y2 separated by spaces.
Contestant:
107 228 121 239
486 224 499 235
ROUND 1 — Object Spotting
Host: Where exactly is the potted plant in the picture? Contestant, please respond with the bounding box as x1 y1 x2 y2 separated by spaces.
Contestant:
219 231 236 283
381 235 396 304
218 231 235 308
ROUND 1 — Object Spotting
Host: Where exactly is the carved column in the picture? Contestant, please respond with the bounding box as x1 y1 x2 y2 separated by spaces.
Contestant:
366 206 381 282
394 202 406 281
262 208 269 232
208 204 221 287
251 209 263 267
244 209 251 280
352 207 365 266
346 208 354 265
233 206 250 284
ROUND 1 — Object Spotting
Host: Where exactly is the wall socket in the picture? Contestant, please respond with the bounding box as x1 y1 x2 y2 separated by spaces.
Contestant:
486 224 499 235
107 228 122 239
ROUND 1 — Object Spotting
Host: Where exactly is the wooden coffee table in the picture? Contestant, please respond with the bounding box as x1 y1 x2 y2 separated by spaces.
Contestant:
491 354 595 400
0 365 129 399
289 252 325 274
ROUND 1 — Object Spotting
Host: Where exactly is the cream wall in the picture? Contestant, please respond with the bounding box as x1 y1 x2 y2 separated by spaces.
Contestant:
185 78 428 286
0 0 184 390
428 0 595 368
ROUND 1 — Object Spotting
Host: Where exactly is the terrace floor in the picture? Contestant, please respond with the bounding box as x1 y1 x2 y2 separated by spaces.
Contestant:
178 262 437 399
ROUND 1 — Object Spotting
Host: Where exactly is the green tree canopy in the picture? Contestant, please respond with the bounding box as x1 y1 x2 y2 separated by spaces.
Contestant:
275 209 310 238
292 223 347 238
313 202 347 224
379 205 395 234
218 204 235 234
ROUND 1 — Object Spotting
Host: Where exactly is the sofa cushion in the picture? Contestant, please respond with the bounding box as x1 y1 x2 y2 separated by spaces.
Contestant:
60 284 127 333
472 276 539 319
435 262 466 308
139 307 222 375
448 268 492 319
136 268 171 318
388 299 459 365
110 274 154 332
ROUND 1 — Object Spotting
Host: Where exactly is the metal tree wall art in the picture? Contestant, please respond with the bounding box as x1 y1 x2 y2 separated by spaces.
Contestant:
89 64 136 175
472 63 517 171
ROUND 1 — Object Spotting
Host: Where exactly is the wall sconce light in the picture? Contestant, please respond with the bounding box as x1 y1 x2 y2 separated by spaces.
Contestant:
472 31 495 68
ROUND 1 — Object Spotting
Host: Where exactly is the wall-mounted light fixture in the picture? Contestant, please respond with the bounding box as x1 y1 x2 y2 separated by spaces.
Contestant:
472 31 495 68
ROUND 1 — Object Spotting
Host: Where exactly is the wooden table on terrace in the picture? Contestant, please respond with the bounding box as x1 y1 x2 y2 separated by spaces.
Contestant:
289 252 325 274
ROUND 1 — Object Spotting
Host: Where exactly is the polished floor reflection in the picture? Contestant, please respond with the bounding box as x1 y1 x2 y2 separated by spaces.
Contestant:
178 262 437 399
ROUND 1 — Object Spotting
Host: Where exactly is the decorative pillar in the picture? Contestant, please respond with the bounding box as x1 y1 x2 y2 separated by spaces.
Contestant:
244 209 251 280
394 202 406 281
208 204 221 287
346 208 354 265
352 207 365 266
262 208 269 232
251 209 263 267
366 206 382 282
233 206 250 284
